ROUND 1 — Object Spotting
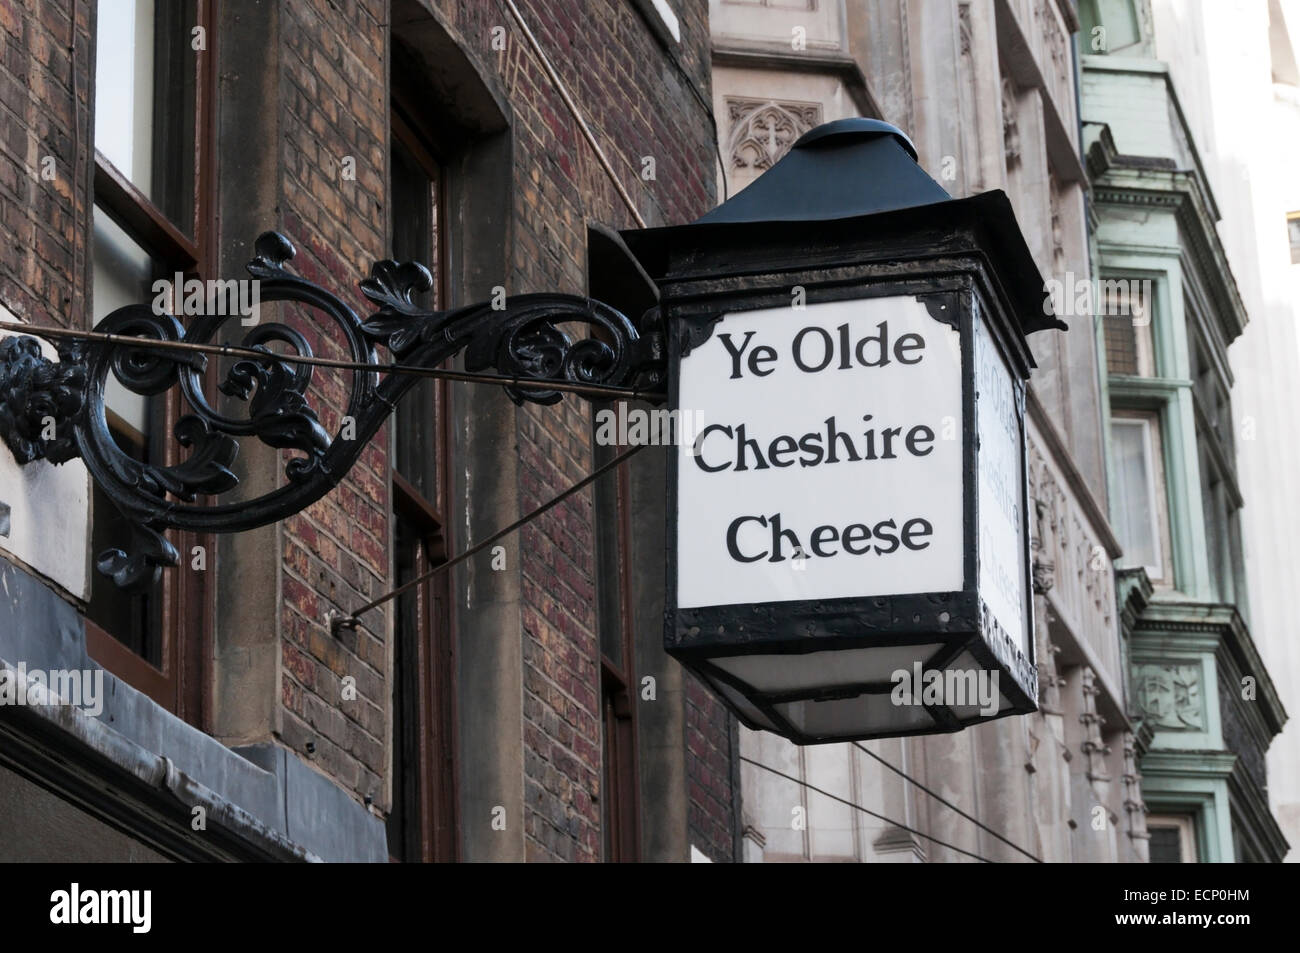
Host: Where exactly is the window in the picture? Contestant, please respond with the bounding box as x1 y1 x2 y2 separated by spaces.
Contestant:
87 0 214 717
1288 213 1300 264
1100 278 1154 376
1148 814 1198 862
385 102 457 862
593 420 640 861
1110 413 1172 584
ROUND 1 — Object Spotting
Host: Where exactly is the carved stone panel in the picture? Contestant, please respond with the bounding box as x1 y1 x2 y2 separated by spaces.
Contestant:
1135 663 1204 730
725 98 822 172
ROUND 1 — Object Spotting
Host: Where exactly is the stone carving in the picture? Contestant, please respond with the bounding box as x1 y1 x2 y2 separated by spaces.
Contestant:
1001 75 1020 169
726 98 822 172
1049 173 1066 276
1121 732 1150 857
1135 663 1204 730
1028 433 1119 681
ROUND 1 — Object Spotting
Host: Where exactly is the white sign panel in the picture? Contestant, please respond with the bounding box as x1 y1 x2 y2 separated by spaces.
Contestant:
975 317 1029 655
676 296 964 609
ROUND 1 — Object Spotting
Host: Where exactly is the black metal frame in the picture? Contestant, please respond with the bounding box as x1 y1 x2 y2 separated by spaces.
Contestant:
0 231 662 590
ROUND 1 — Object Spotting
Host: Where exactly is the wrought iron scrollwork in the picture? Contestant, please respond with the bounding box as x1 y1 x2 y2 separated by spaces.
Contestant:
0 231 663 589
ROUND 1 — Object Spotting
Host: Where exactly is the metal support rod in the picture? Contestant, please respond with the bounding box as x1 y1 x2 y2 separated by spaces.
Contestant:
331 442 646 635
0 320 666 403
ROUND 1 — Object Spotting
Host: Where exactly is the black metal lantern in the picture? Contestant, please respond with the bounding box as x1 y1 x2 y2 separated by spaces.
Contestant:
622 119 1064 744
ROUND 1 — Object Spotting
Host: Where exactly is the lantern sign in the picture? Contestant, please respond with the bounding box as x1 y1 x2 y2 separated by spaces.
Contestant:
622 119 1064 743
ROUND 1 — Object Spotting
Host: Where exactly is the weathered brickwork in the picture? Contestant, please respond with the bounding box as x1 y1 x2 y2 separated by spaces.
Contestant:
0 0 91 330
686 673 737 861
276 0 391 805
0 0 735 861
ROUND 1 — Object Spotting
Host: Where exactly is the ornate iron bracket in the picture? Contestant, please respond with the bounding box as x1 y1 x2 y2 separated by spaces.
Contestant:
0 231 665 589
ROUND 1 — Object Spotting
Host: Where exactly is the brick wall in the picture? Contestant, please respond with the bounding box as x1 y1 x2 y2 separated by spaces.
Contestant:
0 0 736 861
686 673 737 861
252 0 734 860
0 0 90 331
275 0 390 803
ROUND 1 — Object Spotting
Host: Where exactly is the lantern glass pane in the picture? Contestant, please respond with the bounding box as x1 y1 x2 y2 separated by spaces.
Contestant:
713 644 946 696
774 693 935 739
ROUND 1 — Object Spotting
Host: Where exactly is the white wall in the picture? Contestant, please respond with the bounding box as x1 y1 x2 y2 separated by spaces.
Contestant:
1153 0 1300 860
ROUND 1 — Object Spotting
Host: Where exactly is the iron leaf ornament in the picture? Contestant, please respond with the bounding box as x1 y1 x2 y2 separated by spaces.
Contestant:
0 231 661 589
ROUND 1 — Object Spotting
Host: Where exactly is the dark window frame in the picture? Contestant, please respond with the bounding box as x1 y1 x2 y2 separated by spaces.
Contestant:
86 0 218 725
594 416 642 862
385 98 460 862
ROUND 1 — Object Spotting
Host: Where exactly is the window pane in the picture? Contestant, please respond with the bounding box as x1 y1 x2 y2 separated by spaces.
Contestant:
92 205 162 436
94 0 197 228
388 516 423 861
593 434 625 669
86 425 163 666
1102 314 1138 375
88 204 167 660
1111 419 1161 575
1149 825 1183 863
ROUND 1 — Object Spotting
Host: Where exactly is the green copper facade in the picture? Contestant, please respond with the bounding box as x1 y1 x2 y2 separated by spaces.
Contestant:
1080 0 1289 862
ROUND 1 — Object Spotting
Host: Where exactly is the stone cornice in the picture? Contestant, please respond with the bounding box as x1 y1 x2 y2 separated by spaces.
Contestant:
1131 599 1288 737
1139 748 1237 780
1117 567 1153 637
710 46 882 119
1085 124 1250 345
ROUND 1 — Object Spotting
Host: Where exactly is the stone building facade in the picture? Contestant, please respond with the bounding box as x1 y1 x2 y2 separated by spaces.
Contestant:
716 0 1143 864
0 0 736 862
1080 0 1289 863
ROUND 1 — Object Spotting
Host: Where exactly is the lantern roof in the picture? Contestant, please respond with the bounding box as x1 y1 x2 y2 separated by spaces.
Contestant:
696 118 949 225
620 118 1065 336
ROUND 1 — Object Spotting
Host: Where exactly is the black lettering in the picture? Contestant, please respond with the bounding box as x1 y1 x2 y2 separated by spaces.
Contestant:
768 435 798 468
906 424 934 456
726 515 768 562
693 424 733 472
768 512 801 563
842 523 872 555
810 524 839 557
872 518 900 555
901 518 933 550
824 416 861 464
750 345 778 377
861 415 877 460
879 426 903 460
855 321 890 367
719 331 756 380
793 326 834 373
733 423 769 471
797 432 824 467
895 332 925 364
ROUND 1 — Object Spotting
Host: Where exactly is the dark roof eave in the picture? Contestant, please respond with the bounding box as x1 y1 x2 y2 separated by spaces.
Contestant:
620 189 1066 338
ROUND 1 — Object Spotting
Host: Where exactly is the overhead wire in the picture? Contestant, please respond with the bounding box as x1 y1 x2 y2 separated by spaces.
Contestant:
739 754 997 863
850 741 1043 863
0 320 665 404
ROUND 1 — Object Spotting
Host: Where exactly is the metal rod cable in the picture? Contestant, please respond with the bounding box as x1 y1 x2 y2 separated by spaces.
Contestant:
332 442 646 633
0 320 665 403
851 741 1043 863
739 754 996 863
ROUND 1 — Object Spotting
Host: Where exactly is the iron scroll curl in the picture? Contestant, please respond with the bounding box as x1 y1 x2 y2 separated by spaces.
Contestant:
0 231 663 589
